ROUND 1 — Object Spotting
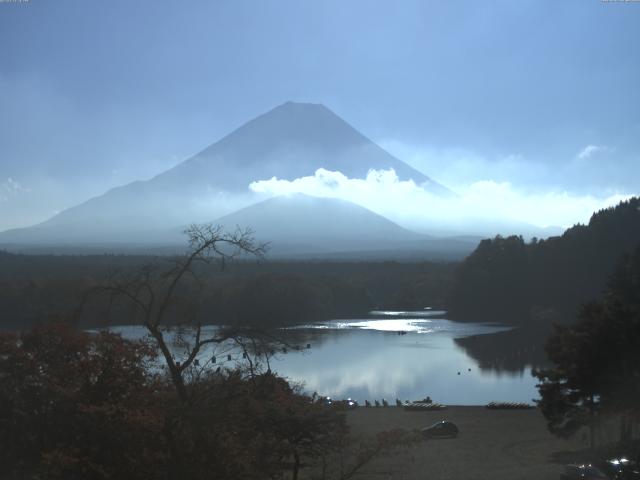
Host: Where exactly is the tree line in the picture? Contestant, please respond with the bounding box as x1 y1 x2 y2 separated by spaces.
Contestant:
0 250 453 331
448 197 640 328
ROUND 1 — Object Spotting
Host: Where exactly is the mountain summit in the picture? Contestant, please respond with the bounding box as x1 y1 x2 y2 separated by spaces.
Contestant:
0 102 450 247
154 101 449 193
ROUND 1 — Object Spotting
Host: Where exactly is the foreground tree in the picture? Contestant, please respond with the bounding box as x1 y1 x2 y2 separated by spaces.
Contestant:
81 224 269 403
0 323 359 480
166 370 351 480
0 323 166 480
535 245 640 448
75 224 363 479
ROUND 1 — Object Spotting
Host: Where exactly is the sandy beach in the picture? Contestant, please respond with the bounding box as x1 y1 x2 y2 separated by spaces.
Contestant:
345 406 586 480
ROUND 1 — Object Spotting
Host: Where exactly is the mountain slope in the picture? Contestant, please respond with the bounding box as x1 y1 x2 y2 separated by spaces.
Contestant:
0 102 450 244
216 194 419 252
214 194 477 259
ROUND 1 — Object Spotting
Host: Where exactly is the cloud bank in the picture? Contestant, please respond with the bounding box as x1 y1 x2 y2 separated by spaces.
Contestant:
249 168 633 236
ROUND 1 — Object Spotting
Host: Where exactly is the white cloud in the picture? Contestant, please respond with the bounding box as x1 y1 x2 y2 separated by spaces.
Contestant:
0 177 29 202
249 168 633 235
577 144 610 160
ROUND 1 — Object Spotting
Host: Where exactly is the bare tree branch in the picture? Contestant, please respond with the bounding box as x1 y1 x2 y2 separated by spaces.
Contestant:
79 223 270 404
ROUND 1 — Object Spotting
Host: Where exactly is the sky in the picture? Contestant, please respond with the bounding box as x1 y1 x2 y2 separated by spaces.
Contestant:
1 0 639 232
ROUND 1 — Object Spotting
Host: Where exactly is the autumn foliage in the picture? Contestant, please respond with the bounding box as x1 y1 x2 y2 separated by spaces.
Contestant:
0 323 351 480
0 323 166 479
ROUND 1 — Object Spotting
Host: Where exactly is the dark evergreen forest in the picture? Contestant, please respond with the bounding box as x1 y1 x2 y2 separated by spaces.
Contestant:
448 197 640 328
0 253 453 330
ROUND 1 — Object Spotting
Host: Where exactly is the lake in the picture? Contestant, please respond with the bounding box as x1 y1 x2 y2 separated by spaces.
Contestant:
107 310 541 406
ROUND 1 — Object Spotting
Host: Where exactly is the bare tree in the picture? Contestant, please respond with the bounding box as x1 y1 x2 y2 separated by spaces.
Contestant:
81 223 270 403
74 224 418 479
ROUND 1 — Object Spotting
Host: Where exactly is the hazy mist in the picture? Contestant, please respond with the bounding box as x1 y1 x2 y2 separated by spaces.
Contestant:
1 0 638 249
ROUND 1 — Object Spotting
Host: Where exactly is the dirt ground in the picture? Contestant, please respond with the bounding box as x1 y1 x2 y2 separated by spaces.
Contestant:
344 406 586 480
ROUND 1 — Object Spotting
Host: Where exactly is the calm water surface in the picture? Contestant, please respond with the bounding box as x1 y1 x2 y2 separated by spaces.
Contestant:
108 312 540 405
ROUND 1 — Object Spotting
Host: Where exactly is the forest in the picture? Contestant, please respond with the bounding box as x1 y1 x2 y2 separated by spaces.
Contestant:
0 250 453 331
448 197 640 327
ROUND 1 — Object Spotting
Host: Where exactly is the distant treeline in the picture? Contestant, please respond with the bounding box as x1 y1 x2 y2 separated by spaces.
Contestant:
448 197 640 327
0 253 454 330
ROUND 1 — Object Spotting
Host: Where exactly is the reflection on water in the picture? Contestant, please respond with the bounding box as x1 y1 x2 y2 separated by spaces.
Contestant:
369 309 447 318
275 317 538 405
295 316 511 335
454 325 551 374
105 314 542 406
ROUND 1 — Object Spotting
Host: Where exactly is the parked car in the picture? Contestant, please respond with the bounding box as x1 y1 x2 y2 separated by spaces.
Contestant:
421 420 459 439
560 464 609 479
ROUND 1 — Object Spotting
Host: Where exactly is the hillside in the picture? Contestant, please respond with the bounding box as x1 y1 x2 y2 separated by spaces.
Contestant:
215 194 479 259
448 197 640 326
215 194 415 254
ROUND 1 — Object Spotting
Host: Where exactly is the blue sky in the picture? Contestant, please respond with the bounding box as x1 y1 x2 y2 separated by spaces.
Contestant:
1 0 639 230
